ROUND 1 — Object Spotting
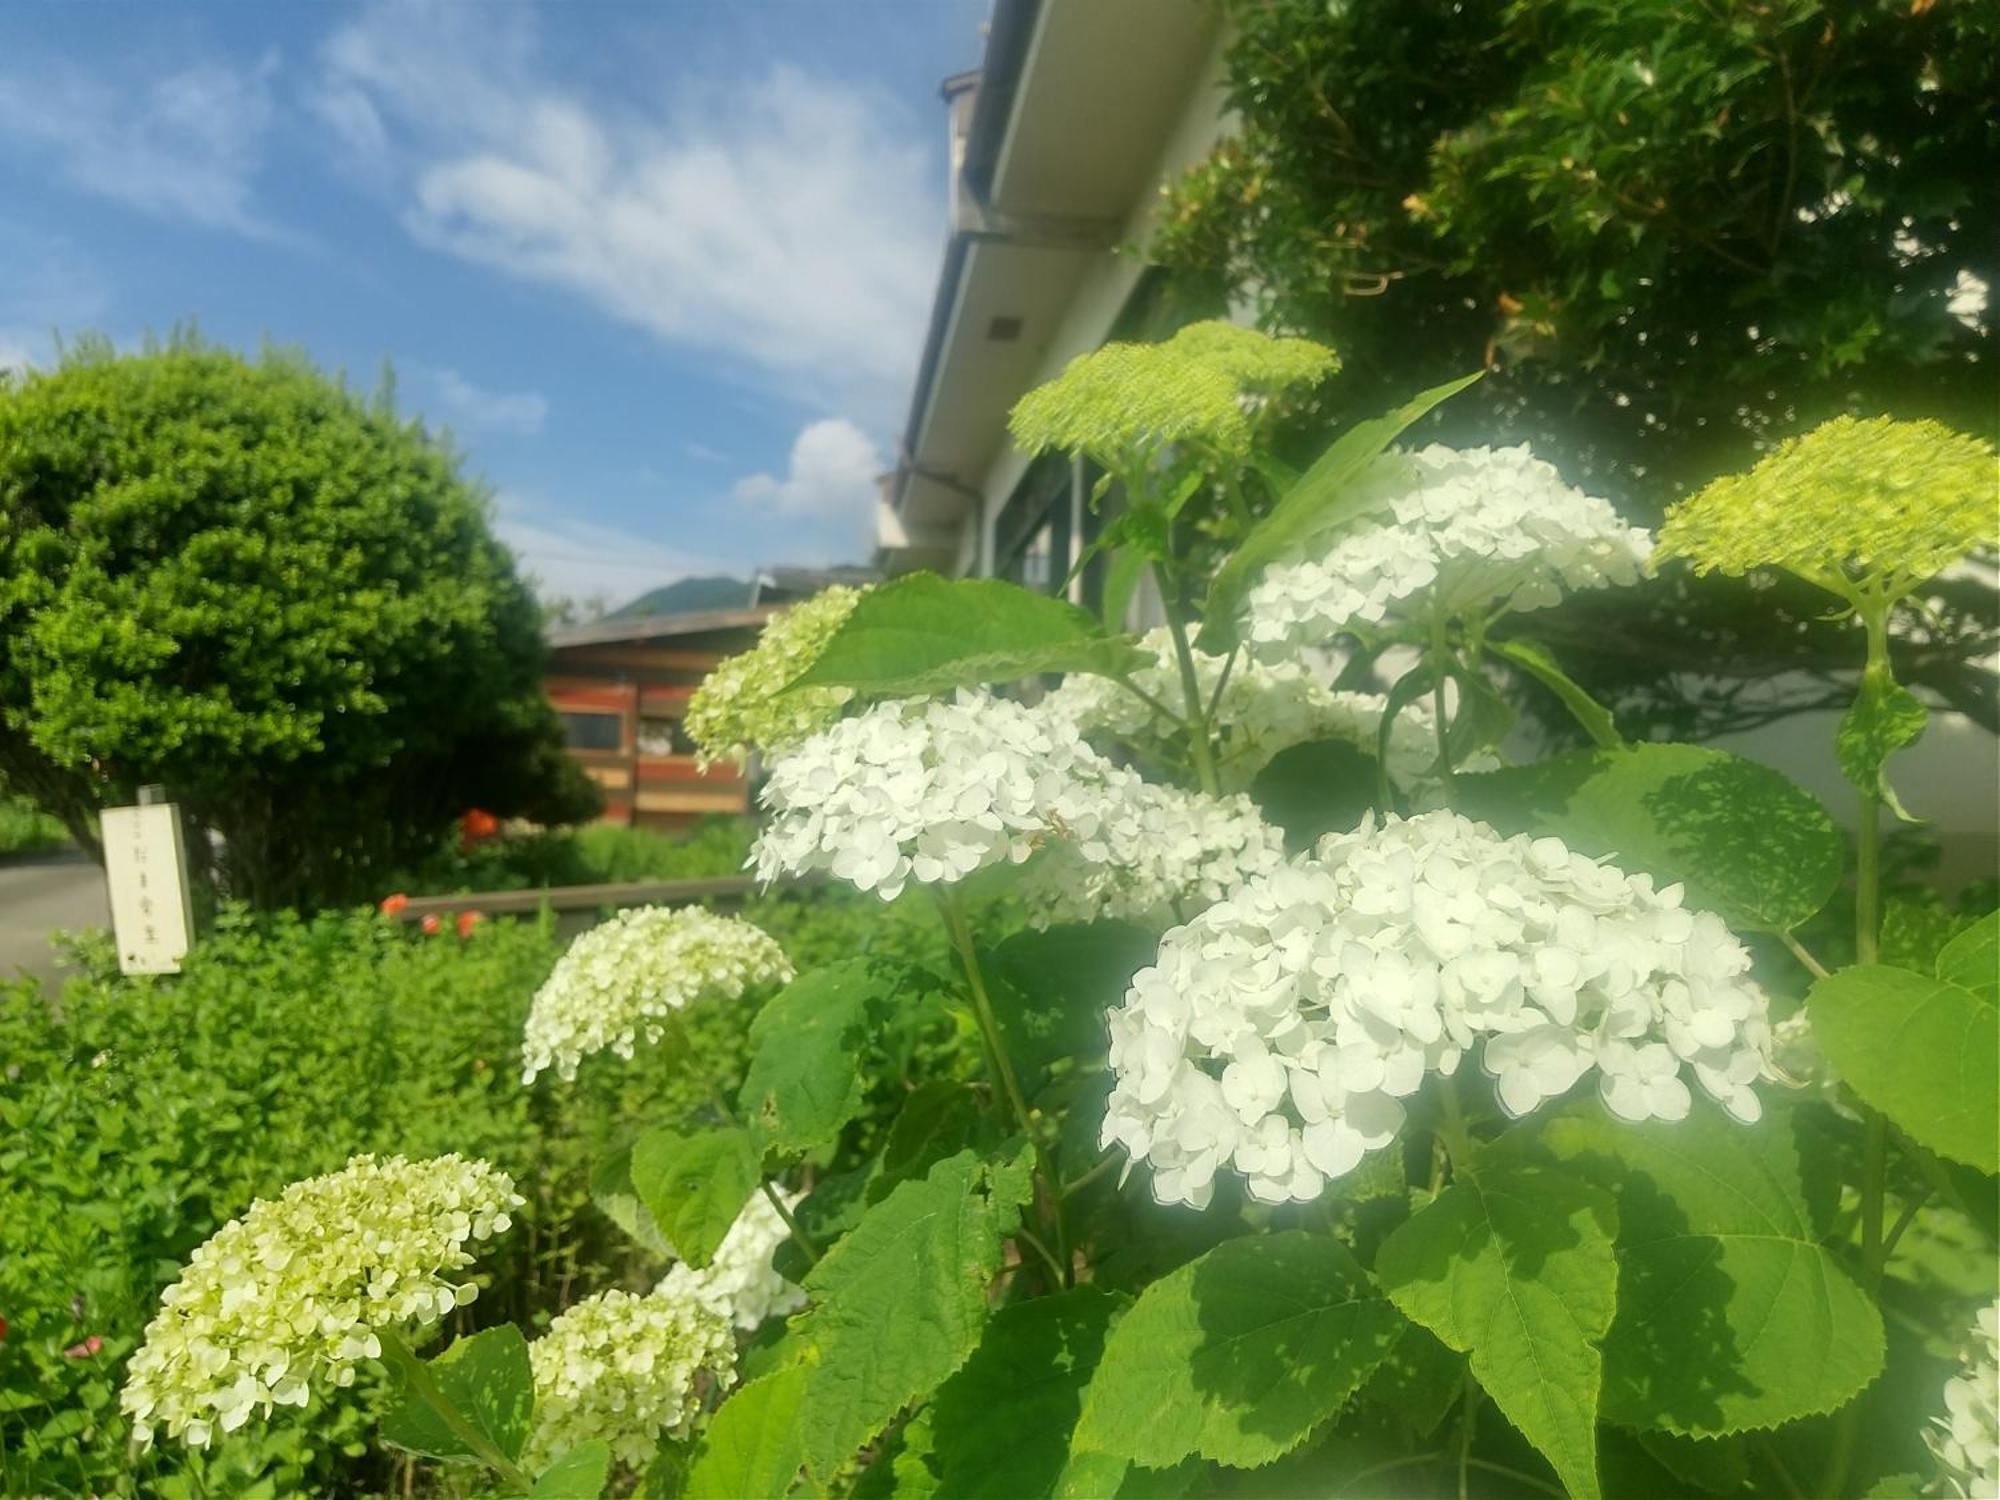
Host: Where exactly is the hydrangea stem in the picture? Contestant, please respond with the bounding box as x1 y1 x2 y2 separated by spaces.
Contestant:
939 893 1067 1285
1429 609 1458 802
1154 564 1222 797
1822 596 1898 1500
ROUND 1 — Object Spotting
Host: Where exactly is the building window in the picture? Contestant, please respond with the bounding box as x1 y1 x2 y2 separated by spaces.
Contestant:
637 716 698 758
560 710 624 752
996 452 1072 596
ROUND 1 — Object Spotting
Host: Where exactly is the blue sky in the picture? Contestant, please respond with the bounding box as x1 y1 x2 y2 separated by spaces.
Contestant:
0 0 988 606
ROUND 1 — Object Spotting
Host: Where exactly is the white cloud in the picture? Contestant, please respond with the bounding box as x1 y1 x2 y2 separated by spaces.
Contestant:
684 442 729 464
431 368 548 435
0 50 286 239
494 494 724 610
315 1 939 418
733 419 882 540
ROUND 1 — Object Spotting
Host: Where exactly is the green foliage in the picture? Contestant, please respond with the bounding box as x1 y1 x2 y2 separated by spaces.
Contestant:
929 1290 1120 1500
532 1441 611 1497
0 339 596 909
1544 1102 1887 1433
630 1126 763 1269
1808 920 1999 1173
378 1326 535 1467
1153 0 1999 740
1198 371 1482 649
1838 670 1930 820
736 960 885 1155
790 1146 1036 1484
0 892 872 1496
1376 1153 1620 1500
0 788 71 854
1071 1233 1401 1471
1456 743 1844 932
1485 639 1622 749
399 817 757 898
790 571 1145 699
680 1364 810 1500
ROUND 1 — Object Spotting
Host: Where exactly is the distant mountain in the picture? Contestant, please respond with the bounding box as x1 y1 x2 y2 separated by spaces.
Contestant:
610 575 750 619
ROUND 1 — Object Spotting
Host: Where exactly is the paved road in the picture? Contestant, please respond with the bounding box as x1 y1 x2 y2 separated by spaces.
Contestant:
0 850 109 987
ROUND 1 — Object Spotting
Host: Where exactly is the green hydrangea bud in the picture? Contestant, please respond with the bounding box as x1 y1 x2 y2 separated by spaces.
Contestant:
683 584 865 768
1008 319 1338 467
1656 415 1997 601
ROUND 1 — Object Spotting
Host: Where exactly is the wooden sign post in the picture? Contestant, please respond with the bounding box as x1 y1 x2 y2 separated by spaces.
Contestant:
102 787 195 976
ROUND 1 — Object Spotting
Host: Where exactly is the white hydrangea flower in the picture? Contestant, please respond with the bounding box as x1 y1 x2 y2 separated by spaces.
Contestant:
121 1155 521 1449
1103 811 1774 1209
1016 776 1289 929
1244 444 1652 653
1929 1301 2000 1498
753 689 1147 901
656 1186 807 1333
1038 627 1442 793
523 1286 736 1472
522 908 793 1083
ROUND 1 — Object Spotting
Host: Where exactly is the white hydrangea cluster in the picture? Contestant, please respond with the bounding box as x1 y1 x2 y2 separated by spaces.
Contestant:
522 908 793 1083
121 1154 521 1448
1929 1301 1999 1498
1037 627 1441 793
523 1287 736 1472
1244 444 1651 653
1103 811 1773 1209
752 689 1146 901
656 1186 807 1332
1016 777 1289 930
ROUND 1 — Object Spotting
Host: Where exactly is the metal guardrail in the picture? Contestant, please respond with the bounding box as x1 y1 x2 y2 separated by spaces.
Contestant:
389 875 762 921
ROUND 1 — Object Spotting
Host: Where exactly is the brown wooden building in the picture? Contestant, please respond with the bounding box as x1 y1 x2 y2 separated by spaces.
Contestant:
544 608 773 830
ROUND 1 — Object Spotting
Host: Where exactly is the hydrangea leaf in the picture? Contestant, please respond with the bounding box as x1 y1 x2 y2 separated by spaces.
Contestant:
1454 742 1843 932
629 1125 761 1270
1054 1454 1202 1499
1250 737 1381 850
1199 369 1482 651
1836 669 1928 821
787 572 1145 698
1375 1158 1619 1500
531 1441 611 1498
681 1363 810 1500
867 1082 998 1206
792 1145 1037 1484
1069 1230 1403 1470
1358 1322 1466 1440
1543 1100 1888 1433
1488 636 1623 748
378 1325 535 1466
1936 912 1998 1006
737 960 880 1156
982 921 1159 1087
1808 961 1998 1173
588 1143 672 1257
929 1289 1122 1500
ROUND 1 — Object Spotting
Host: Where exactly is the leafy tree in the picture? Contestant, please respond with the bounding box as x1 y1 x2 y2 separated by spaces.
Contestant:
0 336 598 910
1152 0 1998 738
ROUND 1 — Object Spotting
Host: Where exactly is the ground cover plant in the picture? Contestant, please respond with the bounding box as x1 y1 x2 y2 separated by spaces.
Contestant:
97 327 1997 1498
